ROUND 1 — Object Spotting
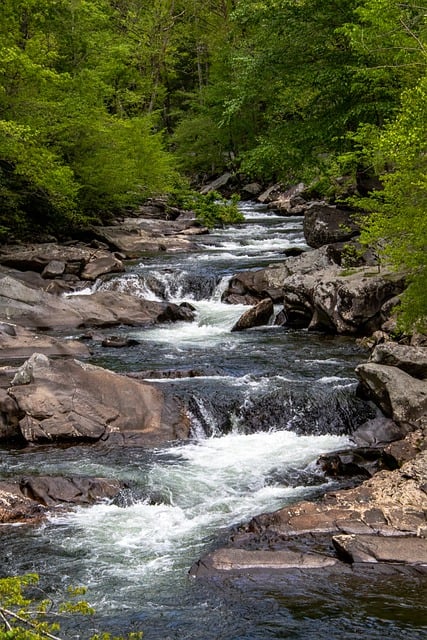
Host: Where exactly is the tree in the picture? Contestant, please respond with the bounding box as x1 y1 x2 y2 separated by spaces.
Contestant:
359 71 427 331
0 573 143 640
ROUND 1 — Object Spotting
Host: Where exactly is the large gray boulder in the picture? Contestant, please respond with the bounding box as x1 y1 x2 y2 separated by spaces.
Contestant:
0 244 124 281
7 354 190 445
355 362 427 425
222 246 337 304
370 343 427 379
282 268 405 334
303 203 361 248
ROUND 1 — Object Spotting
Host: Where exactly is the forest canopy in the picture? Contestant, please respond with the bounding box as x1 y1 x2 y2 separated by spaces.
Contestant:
0 0 425 327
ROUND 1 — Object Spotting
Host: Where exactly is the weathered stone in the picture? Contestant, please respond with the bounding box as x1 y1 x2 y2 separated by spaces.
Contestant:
0 481 46 523
0 244 120 280
19 475 124 507
332 534 427 564
7 354 190 445
80 254 124 280
94 225 197 258
222 246 337 305
370 343 427 379
318 447 398 479
356 363 427 424
0 276 195 330
257 183 283 204
231 299 274 332
282 268 405 334
0 475 125 523
267 183 308 215
200 172 232 195
42 260 66 278
303 203 361 248
351 417 409 447
0 322 89 361
189 548 337 577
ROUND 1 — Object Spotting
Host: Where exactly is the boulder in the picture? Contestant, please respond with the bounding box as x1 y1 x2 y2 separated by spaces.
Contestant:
222 246 337 305
0 243 123 280
93 224 197 258
257 183 283 204
19 475 125 507
370 343 427 379
231 299 274 332
282 267 405 334
303 203 361 248
42 260 66 278
351 416 409 447
80 254 124 280
318 447 398 479
189 548 337 577
356 363 427 425
7 354 191 445
267 183 308 215
0 480 46 523
241 182 263 198
0 276 195 330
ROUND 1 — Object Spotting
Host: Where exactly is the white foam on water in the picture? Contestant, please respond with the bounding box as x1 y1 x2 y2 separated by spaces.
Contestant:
49 429 350 604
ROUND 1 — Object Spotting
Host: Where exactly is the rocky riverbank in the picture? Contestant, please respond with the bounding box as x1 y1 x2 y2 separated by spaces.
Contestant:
0 189 426 579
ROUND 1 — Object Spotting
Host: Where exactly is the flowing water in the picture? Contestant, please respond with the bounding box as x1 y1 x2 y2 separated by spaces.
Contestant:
1 203 426 639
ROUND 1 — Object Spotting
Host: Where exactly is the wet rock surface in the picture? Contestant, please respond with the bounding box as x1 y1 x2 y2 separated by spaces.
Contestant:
0 475 125 523
231 298 274 331
191 448 427 577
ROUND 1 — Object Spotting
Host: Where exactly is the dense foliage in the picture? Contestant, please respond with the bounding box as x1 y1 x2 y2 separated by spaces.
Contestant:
0 0 425 326
0 573 143 639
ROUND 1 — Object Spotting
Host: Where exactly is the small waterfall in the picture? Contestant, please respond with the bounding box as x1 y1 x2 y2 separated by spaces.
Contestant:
182 376 375 441
99 269 220 302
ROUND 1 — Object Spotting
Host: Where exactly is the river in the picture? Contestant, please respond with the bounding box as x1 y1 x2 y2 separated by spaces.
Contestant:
1 203 426 639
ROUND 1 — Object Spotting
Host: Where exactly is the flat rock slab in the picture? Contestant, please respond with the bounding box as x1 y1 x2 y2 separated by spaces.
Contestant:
333 534 427 564
190 548 338 577
0 322 89 362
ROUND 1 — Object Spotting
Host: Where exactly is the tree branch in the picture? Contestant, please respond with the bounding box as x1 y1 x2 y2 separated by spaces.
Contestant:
0 606 64 640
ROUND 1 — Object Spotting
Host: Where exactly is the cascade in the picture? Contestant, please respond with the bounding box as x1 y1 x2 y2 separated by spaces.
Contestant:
1 203 423 640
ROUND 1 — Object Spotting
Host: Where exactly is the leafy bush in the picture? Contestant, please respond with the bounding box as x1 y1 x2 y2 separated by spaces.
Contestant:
170 190 243 228
0 573 143 640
